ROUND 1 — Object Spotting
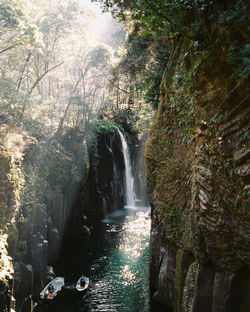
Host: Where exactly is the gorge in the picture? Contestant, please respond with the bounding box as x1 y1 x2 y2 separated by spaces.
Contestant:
0 0 250 312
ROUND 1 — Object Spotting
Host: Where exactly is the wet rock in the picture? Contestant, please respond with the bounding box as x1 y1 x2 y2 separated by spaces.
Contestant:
30 203 47 239
17 218 28 241
48 227 59 261
150 226 163 290
82 215 88 225
30 235 48 280
44 266 56 284
158 245 177 307
13 262 33 303
6 222 18 258
192 265 215 312
82 225 91 236
181 262 199 312
233 147 250 164
15 241 28 262
77 129 125 227
211 271 234 312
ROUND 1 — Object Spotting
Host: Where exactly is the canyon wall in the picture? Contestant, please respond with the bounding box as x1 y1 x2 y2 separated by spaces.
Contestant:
62 125 126 248
146 1 250 311
0 121 126 310
0 127 88 309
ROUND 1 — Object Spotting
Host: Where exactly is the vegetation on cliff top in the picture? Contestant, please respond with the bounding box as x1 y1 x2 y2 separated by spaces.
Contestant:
93 119 124 134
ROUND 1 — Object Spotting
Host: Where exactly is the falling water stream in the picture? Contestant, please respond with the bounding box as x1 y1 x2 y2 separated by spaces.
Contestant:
118 130 136 208
35 132 167 312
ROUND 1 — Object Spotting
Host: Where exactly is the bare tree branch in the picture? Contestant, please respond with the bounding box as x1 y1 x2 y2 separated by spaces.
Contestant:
0 44 18 54
17 51 32 92
108 79 130 94
29 61 64 95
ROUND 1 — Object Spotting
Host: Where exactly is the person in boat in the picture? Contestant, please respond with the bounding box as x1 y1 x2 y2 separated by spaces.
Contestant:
48 284 54 293
79 275 86 288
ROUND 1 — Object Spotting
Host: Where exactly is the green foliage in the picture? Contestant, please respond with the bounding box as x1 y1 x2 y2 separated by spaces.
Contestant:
88 45 112 69
0 0 40 48
93 0 211 36
227 43 250 78
241 130 250 142
0 0 120 135
168 56 196 147
107 107 137 127
86 119 124 168
0 0 43 123
0 76 32 121
22 119 48 140
160 205 184 241
210 111 229 124
216 0 250 78
0 2 22 28
0 77 17 108
93 119 124 134
108 24 170 119
217 0 248 26
95 0 250 81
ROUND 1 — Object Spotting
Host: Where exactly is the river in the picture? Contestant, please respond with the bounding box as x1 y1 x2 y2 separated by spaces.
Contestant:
35 206 167 312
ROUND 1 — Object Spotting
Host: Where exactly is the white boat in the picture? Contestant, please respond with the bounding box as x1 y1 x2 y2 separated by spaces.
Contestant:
40 277 65 300
75 276 89 292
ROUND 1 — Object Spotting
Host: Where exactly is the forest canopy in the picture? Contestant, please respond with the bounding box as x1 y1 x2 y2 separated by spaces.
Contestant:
0 0 128 140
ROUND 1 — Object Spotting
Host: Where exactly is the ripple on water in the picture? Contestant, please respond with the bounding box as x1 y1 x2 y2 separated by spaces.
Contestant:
35 207 152 312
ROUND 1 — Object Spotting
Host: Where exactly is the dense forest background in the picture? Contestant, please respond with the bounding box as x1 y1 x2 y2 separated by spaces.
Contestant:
0 0 157 141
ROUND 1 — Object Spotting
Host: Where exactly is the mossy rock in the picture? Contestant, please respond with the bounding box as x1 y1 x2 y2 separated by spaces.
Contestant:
93 120 124 135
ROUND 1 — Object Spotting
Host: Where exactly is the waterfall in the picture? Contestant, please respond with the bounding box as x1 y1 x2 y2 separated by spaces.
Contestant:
118 130 136 208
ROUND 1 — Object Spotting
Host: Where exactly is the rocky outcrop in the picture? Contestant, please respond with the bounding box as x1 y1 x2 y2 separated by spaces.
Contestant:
56 122 126 264
74 125 125 229
0 126 88 309
0 127 34 311
0 120 127 309
92 129 125 216
147 1 250 311
21 128 88 295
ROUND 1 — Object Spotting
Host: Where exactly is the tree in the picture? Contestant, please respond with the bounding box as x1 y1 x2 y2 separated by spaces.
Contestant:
0 0 125 139
54 44 113 136
0 0 42 121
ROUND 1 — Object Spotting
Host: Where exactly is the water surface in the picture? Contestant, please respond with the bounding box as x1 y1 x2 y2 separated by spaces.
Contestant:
35 206 167 312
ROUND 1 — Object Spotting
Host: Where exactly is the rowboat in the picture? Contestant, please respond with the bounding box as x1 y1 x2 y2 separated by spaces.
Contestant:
40 277 65 300
75 276 89 292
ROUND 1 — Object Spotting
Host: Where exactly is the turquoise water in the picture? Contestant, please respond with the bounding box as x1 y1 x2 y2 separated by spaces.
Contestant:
35 207 167 312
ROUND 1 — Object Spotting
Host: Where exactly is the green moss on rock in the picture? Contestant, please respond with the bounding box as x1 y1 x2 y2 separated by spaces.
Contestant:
93 120 124 135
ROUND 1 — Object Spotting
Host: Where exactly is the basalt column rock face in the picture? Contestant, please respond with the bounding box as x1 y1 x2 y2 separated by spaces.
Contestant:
78 129 125 226
0 126 88 308
0 128 37 311
96 130 125 215
15 128 88 301
58 125 126 262
146 1 250 311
